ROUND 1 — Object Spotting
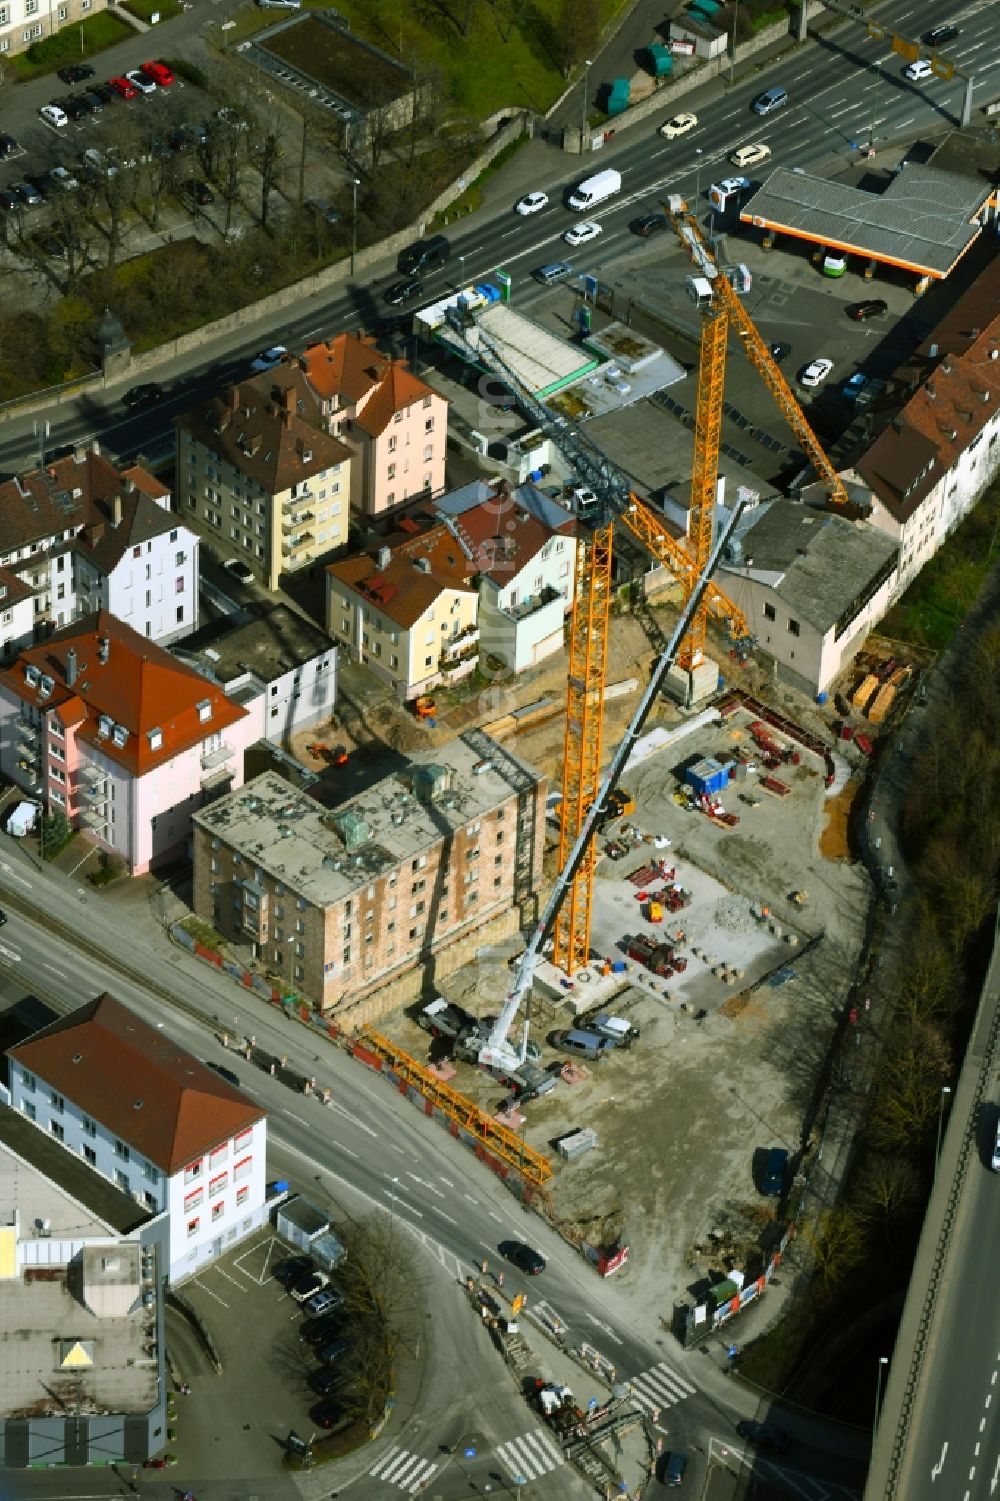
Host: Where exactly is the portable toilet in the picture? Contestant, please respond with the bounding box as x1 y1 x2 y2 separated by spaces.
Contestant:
645 43 674 78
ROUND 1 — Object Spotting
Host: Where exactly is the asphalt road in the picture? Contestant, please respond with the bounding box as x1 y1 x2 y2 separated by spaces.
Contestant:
0 0 996 476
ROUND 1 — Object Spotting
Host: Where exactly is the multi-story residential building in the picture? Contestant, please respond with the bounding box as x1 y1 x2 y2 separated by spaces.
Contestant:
435 480 576 673
174 378 352 590
7 991 268 1284
0 444 198 654
191 733 546 1017
845 277 1000 598
174 602 337 744
327 538 479 701
0 610 258 873
298 333 448 515
0 0 101 59
719 500 899 696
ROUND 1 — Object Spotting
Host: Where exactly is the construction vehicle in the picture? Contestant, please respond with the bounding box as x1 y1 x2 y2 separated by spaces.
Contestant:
597 787 635 829
413 696 437 719
417 996 478 1041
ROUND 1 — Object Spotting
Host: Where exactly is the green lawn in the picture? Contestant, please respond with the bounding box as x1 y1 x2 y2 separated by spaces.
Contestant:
880 479 1000 651
319 0 626 118
10 12 134 79
122 0 183 22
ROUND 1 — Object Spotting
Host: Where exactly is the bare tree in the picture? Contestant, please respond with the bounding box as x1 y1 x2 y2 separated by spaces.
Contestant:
555 0 600 78
800 1208 865 1290
854 1154 921 1231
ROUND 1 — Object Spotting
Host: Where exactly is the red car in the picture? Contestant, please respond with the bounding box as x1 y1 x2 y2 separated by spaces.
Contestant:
108 75 139 99
141 60 174 86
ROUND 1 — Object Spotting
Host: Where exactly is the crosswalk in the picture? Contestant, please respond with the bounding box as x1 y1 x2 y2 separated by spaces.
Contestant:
626 1359 697 1414
368 1444 439 1494
496 1427 566 1483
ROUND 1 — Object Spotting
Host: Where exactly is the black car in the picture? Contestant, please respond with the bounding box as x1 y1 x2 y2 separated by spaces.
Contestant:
71 92 99 115
631 212 668 237
302 1312 347 1347
383 276 423 306
318 1336 352 1366
0 188 20 213
768 341 792 364
81 89 105 112
0 133 18 159
309 1366 343 1395
273 1255 313 1288
14 181 42 207
182 178 215 205
501 1240 546 1275
58 62 95 84
310 1396 349 1431
736 1420 790 1452
304 198 340 225
922 23 958 46
846 298 888 321
24 174 51 199
59 96 88 121
659 1450 689 1486
123 382 166 410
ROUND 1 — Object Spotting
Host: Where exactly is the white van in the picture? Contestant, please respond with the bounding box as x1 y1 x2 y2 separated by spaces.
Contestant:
567 168 622 212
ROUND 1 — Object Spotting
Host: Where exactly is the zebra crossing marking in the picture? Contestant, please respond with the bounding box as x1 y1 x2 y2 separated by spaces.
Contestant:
496 1427 566 1482
626 1360 697 1414
368 1444 439 1493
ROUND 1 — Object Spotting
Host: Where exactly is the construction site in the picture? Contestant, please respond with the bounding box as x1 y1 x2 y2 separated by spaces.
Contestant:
298 195 921 1312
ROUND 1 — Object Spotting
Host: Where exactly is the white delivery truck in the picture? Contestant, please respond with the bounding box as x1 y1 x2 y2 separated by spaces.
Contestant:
5 800 38 837
567 167 622 212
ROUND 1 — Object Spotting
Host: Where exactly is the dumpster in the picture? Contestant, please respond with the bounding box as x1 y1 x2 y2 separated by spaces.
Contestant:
607 78 631 116
645 43 674 78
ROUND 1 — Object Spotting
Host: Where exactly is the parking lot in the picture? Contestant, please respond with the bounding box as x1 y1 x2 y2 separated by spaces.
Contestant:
168 1231 343 1478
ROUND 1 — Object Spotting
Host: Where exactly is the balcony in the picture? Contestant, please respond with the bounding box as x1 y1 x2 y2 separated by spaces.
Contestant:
201 740 234 772
503 584 562 622
80 806 110 831
282 531 314 557
80 763 109 787
17 715 39 742
282 489 313 510
282 509 314 533
441 625 480 663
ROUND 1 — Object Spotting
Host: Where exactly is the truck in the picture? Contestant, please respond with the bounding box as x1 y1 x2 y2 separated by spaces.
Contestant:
567 168 622 212
417 996 478 1041
5 800 38 837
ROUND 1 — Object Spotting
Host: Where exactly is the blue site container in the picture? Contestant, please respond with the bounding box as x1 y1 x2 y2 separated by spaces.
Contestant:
685 755 733 798
816 690 829 704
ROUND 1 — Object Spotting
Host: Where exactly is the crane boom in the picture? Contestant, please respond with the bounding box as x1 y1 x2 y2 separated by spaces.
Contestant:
666 195 848 508
480 500 746 1070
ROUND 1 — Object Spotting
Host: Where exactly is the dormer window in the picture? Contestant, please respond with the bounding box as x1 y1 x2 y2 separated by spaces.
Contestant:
24 665 40 687
148 728 163 751
197 700 212 724
112 724 129 749
302 449 312 463
98 714 113 738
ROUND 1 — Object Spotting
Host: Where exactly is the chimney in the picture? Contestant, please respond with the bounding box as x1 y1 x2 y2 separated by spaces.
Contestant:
926 381 936 400
98 636 110 665
74 444 88 465
377 546 391 569
124 477 136 495
113 494 123 526
66 648 77 688
229 386 240 411
284 387 296 413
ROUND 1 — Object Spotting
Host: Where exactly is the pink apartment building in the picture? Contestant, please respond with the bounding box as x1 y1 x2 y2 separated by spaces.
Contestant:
0 610 257 874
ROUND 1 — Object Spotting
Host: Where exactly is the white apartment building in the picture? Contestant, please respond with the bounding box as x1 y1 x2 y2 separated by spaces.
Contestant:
7 992 268 1283
0 0 101 59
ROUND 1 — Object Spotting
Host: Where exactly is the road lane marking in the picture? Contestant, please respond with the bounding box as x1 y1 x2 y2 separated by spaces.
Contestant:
587 1311 625 1345
932 1441 948 1480
331 1100 377 1137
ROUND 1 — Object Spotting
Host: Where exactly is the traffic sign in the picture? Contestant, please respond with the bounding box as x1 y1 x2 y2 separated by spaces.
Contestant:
464 1445 477 1458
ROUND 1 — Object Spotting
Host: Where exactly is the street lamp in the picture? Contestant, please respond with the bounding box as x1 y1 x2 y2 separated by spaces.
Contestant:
934 1085 952 1174
581 58 592 150
873 1355 889 1448
694 147 704 206
729 0 738 84
868 60 882 152
458 252 466 288
350 176 361 277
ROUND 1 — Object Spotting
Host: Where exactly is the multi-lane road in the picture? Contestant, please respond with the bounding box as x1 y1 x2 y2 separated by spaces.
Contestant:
0 0 997 478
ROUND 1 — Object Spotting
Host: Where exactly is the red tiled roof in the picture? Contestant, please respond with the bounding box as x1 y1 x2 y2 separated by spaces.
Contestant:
0 610 247 777
7 993 264 1174
327 550 475 630
0 448 171 562
301 333 440 437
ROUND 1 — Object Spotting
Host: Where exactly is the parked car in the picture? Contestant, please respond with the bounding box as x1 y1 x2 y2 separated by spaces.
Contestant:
108 76 139 99
799 357 833 388
822 250 847 277
659 1451 689 1486
32 231 66 258
730 142 771 169
0 188 20 213
759 1146 789 1196
303 1286 344 1319
563 219 602 247
39 104 69 128
0 133 19 159
57 62 94 84
309 1365 342 1394
318 1335 352 1365
250 344 287 372
14 181 43 207
272 1255 313 1287
736 1420 790 1452
383 276 423 306
515 190 548 215
60 96 89 121
501 1240 546 1275
24 174 52 200
141 60 174 86
91 82 118 105
904 59 933 82
847 298 888 321
658 110 697 138
310 1396 348 1429
842 372 867 402
72 91 101 113
291 1270 330 1303
304 198 339 225
182 179 215 205
631 212 668 237
125 69 157 94
302 1312 347 1346
48 165 79 192
222 559 255 583
768 341 792 363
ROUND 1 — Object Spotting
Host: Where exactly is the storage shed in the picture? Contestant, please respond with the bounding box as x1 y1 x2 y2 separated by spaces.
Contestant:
275 1195 347 1271
684 756 733 798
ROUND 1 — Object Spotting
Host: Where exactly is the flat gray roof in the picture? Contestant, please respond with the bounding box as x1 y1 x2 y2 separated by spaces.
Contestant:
722 500 899 633
194 731 541 907
739 165 988 277
174 603 335 688
0 1106 150 1237
433 302 598 397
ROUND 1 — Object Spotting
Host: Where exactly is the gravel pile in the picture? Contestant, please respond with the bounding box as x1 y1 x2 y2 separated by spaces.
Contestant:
713 896 757 931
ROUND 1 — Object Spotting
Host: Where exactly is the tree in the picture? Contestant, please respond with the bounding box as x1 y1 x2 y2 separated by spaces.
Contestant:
854 1154 921 1233
336 1216 424 1424
800 1207 865 1290
252 130 285 230
555 0 600 78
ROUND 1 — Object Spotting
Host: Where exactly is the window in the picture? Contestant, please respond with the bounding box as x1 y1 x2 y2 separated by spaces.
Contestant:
50 1091 64 1112
21 1099 35 1122
115 1139 130 1161
50 1119 64 1141
388 436 397 453
83 1144 96 1166
236 1185 249 1207
763 602 776 621
187 1217 200 1239
387 463 396 480
425 418 434 433
788 617 800 636
212 1200 225 1223
184 1159 203 1184
115 1170 130 1193
82 1115 96 1137
210 1172 227 1199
